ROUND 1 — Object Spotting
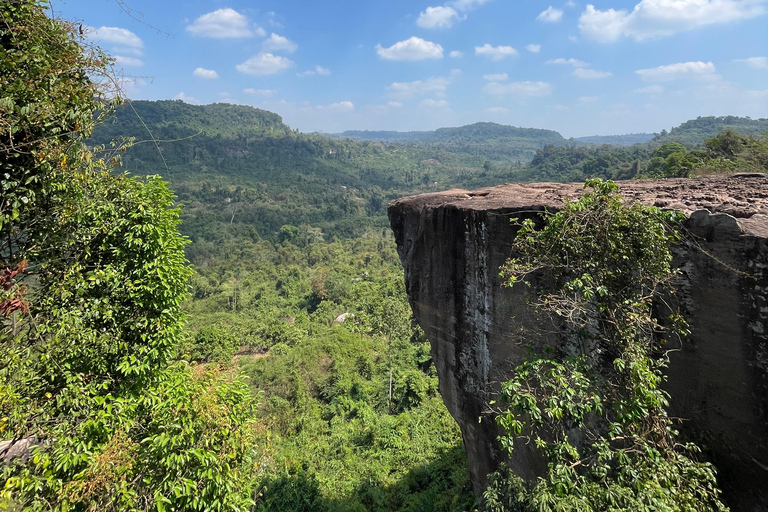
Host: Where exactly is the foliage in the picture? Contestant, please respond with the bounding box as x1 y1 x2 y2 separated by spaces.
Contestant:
521 127 768 183
652 116 768 146
485 179 727 511
184 232 475 511
1 1 260 509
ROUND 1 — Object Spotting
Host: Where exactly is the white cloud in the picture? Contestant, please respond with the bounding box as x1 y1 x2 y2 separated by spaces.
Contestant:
298 65 331 77
449 50 464 58
87 26 143 48
114 55 143 67
573 67 613 79
526 44 542 53
236 53 294 76
579 96 599 102
174 92 199 104
475 43 518 60
417 6 461 28
547 57 589 67
635 61 716 81
420 98 450 108
450 0 494 11
635 85 665 94
243 88 274 97
483 73 508 81
485 106 510 114
388 76 453 99
387 71 460 101
579 0 767 43
537 6 564 22
387 101 404 108
262 33 298 53
324 101 355 112
376 37 444 60
735 56 768 68
193 67 218 79
187 8 255 39
483 81 553 97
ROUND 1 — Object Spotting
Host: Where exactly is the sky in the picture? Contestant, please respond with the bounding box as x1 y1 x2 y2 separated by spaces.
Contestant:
50 0 768 137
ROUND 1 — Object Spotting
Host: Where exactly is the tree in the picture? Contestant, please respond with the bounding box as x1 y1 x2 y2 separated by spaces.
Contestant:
1 2 260 509
484 180 726 512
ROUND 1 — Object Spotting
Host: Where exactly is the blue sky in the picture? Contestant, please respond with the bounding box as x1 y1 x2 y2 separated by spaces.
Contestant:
50 0 768 137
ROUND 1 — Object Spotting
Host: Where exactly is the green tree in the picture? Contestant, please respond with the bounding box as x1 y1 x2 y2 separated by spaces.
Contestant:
0 2 261 509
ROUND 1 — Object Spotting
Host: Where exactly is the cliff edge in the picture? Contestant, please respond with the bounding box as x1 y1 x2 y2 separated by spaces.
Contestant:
388 175 768 511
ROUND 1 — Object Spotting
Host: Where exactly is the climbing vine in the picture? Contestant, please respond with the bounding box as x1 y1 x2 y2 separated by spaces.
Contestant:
483 179 727 511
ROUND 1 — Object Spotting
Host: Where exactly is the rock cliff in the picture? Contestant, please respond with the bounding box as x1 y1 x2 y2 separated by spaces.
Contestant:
388 175 768 511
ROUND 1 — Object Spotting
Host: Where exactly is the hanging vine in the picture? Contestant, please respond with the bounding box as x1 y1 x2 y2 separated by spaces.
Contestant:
483 179 727 512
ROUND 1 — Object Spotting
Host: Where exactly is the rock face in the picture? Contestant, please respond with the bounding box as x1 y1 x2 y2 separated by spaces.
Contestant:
388 175 768 511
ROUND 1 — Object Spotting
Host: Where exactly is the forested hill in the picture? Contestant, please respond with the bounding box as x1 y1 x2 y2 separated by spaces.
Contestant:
652 116 768 146
93 100 291 140
337 121 566 161
89 100 525 244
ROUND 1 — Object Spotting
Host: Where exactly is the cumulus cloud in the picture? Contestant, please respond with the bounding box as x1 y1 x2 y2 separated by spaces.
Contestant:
114 55 144 67
298 65 331 77
579 0 767 43
483 81 553 97
420 98 450 108
537 6 564 22
187 8 256 38
547 58 612 78
388 77 451 99
547 57 589 67
387 101 404 108
387 71 460 99
417 6 461 28
86 26 144 67
262 33 298 53
193 67 218 79
449 50 464 58
475 43 518 60
526 44 542 53
573 67 613 79
174 92 199 104
243 88 274 97
236 53 294 76
376 37 444 60
635 61 717 81
483 73 508 81
451 0 494 10
735 56 768 68
87 26 143 48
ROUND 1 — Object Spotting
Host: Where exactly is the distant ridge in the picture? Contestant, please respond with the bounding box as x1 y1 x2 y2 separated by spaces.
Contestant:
338 122 564 144
652 116 768 146
575 133 654 146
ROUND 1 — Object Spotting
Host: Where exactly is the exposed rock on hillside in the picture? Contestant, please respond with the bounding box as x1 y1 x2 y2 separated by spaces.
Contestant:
389 175 768 511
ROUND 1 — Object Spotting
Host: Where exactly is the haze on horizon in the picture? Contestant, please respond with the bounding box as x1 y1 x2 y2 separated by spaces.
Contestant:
53 0 768 137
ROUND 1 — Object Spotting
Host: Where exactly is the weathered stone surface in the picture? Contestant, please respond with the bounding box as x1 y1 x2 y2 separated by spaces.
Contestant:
388 175 768 511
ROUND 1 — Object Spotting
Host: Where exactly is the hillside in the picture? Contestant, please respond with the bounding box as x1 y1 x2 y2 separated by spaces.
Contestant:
653 115 768 146
91 101 528 245
338 122 566 162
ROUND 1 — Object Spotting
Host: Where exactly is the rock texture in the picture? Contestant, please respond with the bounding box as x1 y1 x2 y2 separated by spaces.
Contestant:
388 175 768 511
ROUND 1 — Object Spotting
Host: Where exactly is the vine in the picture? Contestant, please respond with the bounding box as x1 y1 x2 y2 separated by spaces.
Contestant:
483 179 727 511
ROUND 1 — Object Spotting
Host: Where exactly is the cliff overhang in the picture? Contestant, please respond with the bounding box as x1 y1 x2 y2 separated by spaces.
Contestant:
388 175 768 511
